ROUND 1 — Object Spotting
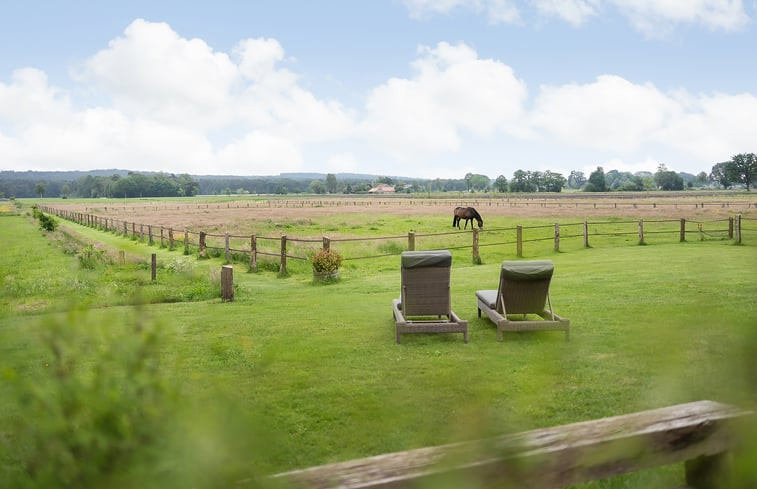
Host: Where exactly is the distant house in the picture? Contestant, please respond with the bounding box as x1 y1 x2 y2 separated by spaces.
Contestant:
368 184 395 193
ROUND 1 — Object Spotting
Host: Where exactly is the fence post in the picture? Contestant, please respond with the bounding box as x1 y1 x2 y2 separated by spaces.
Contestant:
184 229 189 255
280 235 287 275
148 225 154 245
221 265 234 302
472 228 481 264
583 221 590 248
516 225 523 257
140 224 144 242
736 214 742 244
408 232 415 251
323 236 331 251
151 253 156 282
119 250 125 266
199 231 206 257
729 217 734 239
123 221 128 235
680 219 686 242
638 220 645 245
250 234 257 271
132 222 136 239
160 227 165 247
554 223 560 252
225 232 230 264
169 228 174 250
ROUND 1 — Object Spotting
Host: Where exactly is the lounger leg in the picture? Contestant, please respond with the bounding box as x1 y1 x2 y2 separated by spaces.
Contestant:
477 308 481 318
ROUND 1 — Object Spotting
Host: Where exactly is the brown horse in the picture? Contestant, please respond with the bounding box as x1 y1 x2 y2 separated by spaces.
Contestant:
453 207 483 229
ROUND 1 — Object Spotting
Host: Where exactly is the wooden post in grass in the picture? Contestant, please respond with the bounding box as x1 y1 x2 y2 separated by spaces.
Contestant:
280 235 287 275
123 221 128 235
168 228 174 249
323 236 331 251
151 253 156 281
250 234 257 271
638 220 645 245
736 214 742 244
472 228 480 264
221 265 234 302
583 221 590 248
148 225 154 245
554 223 560 252
140 224 144 242
119 250 125 266
160 227 165 247
224 232 231 263
680 218 686 242
516 225 523 257
184 229 189 254
132 222 136 239
729 217 734 239
199 231 206 257
408 232 415 251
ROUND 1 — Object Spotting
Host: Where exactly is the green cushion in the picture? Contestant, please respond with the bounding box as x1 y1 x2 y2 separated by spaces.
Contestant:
500 260 554 281
401 250 452 269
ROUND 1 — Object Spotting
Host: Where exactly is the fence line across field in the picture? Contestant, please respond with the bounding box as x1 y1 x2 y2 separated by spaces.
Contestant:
78 195 757 215
40 206 747 275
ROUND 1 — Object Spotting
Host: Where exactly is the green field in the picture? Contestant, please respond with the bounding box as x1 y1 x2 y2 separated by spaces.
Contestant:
2 201 757 488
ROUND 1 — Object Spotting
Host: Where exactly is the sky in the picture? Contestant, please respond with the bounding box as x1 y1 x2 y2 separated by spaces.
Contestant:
1 0 756 180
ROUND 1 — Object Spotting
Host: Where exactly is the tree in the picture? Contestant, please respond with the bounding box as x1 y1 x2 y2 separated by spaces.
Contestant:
584 167 606 192
469 174 491 191
308 180 326 194
654 164 684 191
710 162 733 189
729 153 757 191
463 173 473 191
567 171 586 190
510 170 536 192
60 184 71 199
696 171 709 186
541 171 566 192
494 175 508 193
34 182 46 198
326 173 337 193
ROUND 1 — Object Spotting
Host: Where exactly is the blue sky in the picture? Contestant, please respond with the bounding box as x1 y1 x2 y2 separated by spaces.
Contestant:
1 0 756 179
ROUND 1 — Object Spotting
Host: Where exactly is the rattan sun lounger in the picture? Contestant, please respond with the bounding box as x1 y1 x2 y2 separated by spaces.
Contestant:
392 250 468 343
476 260 569 341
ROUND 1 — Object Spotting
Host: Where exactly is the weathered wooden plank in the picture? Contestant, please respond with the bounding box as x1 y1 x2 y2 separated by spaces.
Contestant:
271 401 750 489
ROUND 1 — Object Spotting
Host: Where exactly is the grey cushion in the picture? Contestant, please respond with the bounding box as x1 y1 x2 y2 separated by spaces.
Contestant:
500 260 554 281
475 289 497 309
401 250 452 269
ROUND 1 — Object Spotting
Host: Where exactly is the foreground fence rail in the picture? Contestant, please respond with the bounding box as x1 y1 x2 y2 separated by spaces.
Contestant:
271 400 752 489
40 206 748 274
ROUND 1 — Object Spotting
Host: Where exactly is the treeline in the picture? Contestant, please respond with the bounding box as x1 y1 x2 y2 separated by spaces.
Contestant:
0 172 199 199
2 153 754 199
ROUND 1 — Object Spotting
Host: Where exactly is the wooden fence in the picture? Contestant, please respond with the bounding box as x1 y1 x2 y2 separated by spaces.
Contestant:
272 400 753 489
39 206 747 275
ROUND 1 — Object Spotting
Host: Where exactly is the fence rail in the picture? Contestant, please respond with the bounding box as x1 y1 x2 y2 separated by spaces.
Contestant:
39 206 748 275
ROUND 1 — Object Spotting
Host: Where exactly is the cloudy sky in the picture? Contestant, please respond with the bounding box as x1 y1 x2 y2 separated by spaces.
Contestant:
1 1 756 179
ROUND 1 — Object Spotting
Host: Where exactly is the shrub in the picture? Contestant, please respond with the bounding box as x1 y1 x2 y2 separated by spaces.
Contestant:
311 249 343 273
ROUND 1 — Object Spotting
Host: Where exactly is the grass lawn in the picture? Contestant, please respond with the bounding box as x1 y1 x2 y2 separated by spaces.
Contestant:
1 206 756 488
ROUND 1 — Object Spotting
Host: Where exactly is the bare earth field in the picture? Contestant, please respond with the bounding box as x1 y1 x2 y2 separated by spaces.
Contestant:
54 194 757 237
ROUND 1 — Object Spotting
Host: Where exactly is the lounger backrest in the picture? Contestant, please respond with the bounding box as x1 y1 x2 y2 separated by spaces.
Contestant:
497 260 554 315
400 251 452 317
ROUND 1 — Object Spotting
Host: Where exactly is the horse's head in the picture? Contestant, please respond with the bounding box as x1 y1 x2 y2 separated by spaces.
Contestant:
477 217 483 228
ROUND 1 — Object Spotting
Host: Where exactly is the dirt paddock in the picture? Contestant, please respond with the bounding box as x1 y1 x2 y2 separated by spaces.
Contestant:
55 194 757 235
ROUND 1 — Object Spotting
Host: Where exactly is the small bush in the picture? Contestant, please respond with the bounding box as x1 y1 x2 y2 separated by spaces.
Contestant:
311 249 343 273
77 244 107 270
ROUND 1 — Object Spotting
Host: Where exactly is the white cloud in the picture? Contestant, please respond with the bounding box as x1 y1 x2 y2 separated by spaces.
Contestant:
531 75 677 152
326 153 359 172
403 0 482 18
360 42 528 161
403 0 750 32
1 19 352 175
531 0 599 26
610 0 749 35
